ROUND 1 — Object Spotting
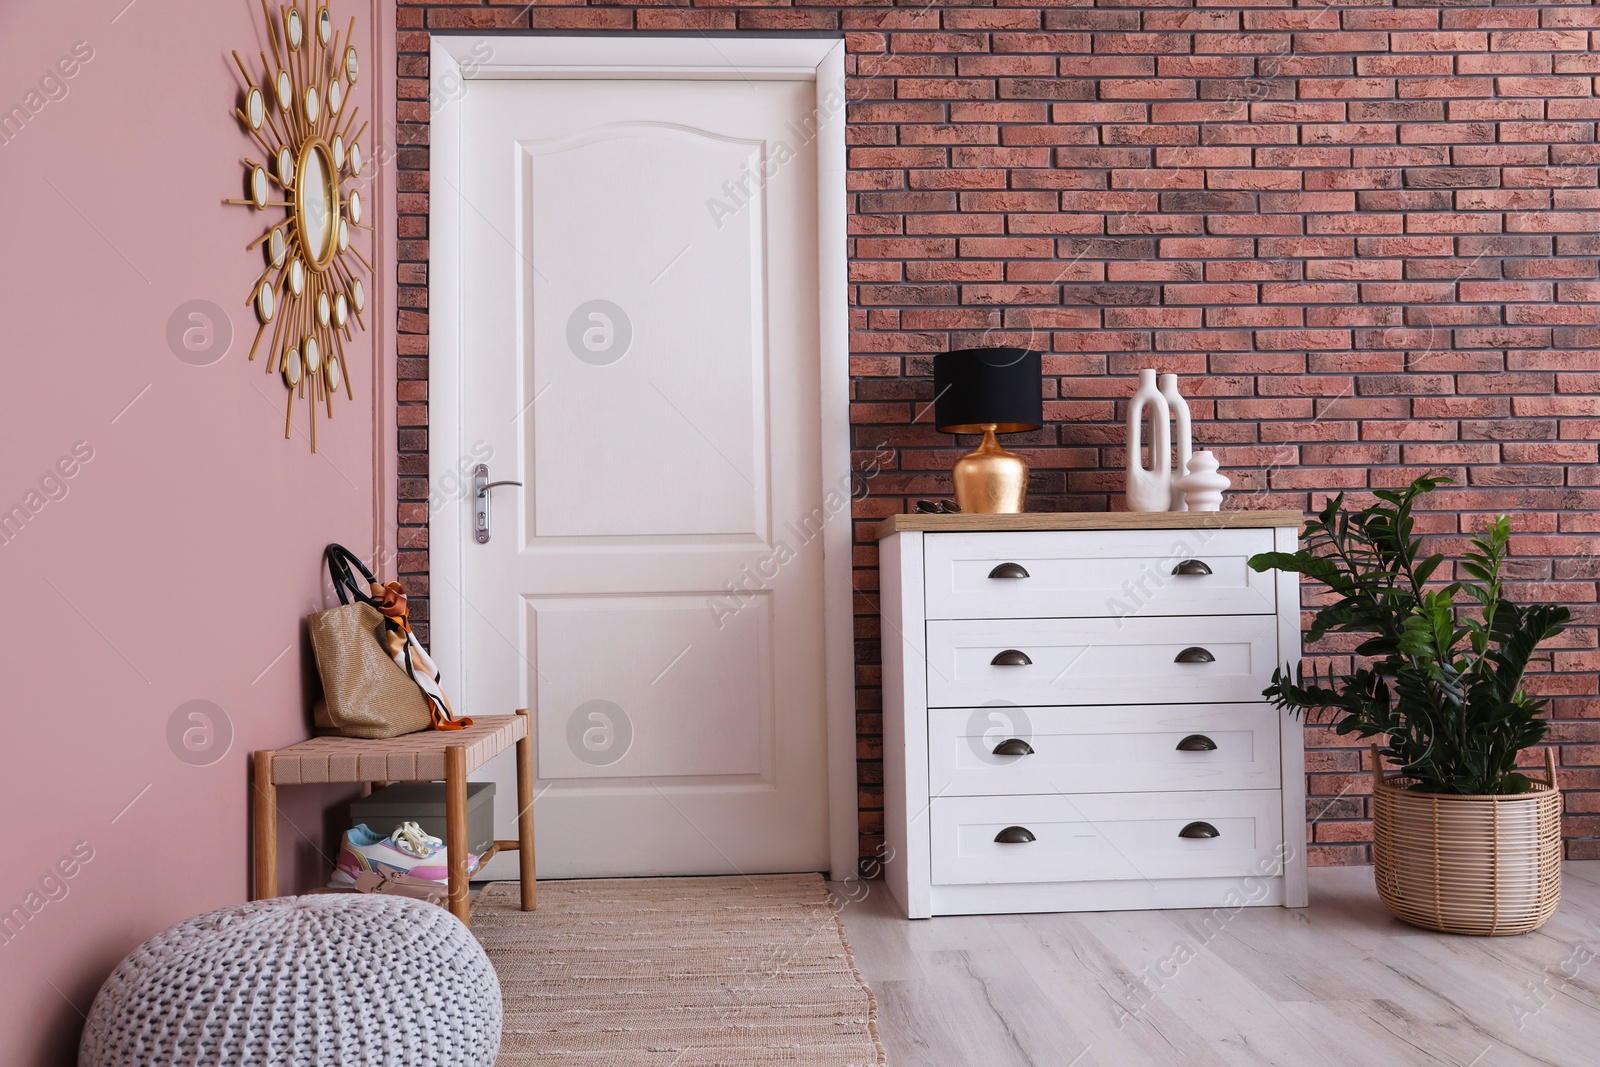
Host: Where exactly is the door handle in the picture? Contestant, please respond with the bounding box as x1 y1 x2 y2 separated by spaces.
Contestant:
991 738 1034 757
994 826 1036 844
988 562 1030 580
472 463 523 544
1176 734 1218 752
1178 821 1220 839
1174 646 1215 664
1171 559 1212 576
991 649 1032 667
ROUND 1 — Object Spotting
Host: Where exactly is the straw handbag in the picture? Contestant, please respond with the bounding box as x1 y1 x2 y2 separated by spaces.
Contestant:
308 545 471 739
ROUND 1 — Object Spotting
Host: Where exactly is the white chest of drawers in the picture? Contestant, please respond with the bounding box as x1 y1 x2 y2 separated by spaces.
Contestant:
875 511 1308 918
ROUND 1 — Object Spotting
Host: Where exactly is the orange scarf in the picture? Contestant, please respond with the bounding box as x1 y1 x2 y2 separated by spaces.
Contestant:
371 580 472 731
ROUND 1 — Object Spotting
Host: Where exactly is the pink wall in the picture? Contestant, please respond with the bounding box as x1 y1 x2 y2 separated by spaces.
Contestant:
0 1 393 1062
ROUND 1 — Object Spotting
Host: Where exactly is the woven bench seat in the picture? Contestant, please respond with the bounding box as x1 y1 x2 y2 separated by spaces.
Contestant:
253 711 535 926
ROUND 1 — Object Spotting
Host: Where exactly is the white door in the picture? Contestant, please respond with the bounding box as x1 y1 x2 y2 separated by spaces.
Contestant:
454 76 829 878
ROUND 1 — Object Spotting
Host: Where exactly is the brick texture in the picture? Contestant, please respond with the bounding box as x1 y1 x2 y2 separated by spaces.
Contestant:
393 1 1600 870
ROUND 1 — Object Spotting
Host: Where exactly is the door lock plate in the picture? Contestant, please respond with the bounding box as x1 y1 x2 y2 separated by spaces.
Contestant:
473 463 491 544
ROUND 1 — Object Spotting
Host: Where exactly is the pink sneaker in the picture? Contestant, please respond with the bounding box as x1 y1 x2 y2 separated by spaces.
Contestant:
334 822 479 886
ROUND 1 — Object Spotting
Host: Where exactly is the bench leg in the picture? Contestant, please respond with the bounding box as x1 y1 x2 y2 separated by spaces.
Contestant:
252 751 277 900
516 707 537 910
445 745 470 925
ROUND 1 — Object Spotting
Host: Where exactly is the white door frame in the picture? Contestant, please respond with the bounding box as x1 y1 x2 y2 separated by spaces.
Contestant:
428 35 857 879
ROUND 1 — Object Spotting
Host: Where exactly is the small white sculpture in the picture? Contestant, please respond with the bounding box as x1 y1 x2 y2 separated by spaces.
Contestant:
1124 369 1172 513
1176 451 1230 512
1160 373 1192 512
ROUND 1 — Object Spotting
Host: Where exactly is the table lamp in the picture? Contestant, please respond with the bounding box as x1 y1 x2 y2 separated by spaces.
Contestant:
933 347 1043 514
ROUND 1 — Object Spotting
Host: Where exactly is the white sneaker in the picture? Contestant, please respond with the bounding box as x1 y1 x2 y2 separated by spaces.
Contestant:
333 822 479 886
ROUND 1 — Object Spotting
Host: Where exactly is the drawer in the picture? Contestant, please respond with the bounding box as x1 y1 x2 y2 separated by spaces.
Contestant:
930 790 1285 886
929 703 1281 797
925 615 1279 708
923 528 1276 621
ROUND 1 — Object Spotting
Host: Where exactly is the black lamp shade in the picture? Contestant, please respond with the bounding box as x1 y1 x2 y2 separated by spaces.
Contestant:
933 347 1043 434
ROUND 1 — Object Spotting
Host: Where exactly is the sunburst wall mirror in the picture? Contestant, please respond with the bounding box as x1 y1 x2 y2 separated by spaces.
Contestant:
228 1 369 451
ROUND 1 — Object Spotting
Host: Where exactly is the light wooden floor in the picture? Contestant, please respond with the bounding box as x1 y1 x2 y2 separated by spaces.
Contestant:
832 863 1600 1067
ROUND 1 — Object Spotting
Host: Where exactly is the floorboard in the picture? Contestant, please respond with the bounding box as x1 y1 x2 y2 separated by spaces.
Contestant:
832 862 1600 1067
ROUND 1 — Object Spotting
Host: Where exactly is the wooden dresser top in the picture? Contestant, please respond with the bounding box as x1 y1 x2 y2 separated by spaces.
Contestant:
872 509 1304 540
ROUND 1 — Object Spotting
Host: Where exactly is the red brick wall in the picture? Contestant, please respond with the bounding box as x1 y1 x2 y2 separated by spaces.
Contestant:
393 2 1600 869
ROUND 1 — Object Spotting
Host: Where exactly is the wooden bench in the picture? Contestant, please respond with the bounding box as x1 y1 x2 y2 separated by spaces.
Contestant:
252 710 535 925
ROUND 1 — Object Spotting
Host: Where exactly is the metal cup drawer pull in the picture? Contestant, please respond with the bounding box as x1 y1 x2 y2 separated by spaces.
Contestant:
988 562 1030 580
1176 734 1218 752
991 649 1033 667
994 826 1036 844
1171 559 1213 576
1174 646 1215 664
1179 821 1220 839
991 737 1034 757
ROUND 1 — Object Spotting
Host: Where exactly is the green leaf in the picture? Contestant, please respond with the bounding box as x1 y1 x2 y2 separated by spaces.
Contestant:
1247 551 1303 573
1264 473 1561 794
1501 773 1534 795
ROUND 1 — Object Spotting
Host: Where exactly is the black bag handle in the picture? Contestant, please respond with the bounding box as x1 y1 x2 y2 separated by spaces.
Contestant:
325 544 453 724
324 544 378 607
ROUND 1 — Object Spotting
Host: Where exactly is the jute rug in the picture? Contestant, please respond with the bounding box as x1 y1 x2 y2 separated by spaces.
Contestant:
473 873 886 1067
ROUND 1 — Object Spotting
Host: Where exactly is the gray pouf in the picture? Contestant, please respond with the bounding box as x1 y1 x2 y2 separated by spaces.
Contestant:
80 894 501 1067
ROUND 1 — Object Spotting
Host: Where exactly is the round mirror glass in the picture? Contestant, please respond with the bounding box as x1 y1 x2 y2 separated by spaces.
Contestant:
334 292 348 327
318 8 332 45
267 227 286 268
289 257 306 296
286 9 303 50
277 147 294 185
276 70 292 110
348 142 362 176
328 78 343 116
303 335 322 373
295 142 338 266
332 135 345 169
351 278 365 313
348 190 362 224
304 86 320 124
326 354 342 390
337 217 349 252
250 166 269 209
283 344 302 386
256 280 276 324
345 46 359 84
246 87 264 130
317 292 331 327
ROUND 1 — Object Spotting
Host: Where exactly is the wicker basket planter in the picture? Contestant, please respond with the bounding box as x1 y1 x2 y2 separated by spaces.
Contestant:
1370 744 1562 936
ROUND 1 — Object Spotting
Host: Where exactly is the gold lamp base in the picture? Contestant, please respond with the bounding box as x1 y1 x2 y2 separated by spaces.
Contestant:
952 425 1029 514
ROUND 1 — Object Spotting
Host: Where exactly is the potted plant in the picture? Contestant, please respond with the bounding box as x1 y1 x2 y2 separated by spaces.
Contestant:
1248 475 1569 935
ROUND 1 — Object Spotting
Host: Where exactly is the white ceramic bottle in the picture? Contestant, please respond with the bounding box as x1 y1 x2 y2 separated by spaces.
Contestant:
1159 373 1192 512
1125 369 1171 512
1176 451 1230 512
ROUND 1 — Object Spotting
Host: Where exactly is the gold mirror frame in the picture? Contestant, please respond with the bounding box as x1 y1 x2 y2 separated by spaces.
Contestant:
295 138 339 269
228 1 367 452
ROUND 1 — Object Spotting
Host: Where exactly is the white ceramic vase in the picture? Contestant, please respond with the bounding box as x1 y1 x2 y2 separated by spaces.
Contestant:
1175 451 1230 512
1124 369 1171 513
1160 373 1192 512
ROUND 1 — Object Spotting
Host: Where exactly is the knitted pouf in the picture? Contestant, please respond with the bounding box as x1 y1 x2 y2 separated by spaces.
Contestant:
79 894 501 1067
